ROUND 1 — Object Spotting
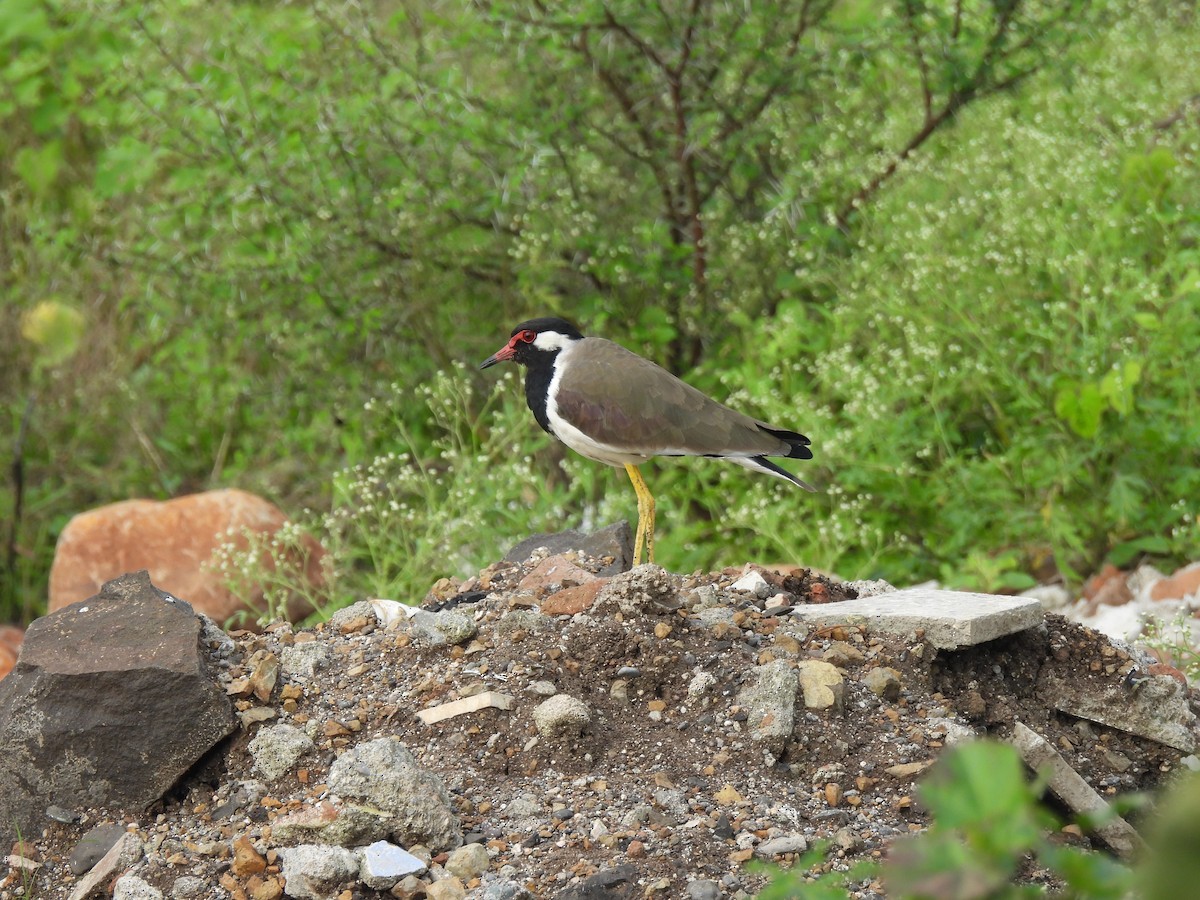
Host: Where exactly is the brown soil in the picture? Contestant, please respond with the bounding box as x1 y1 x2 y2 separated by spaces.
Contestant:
12 551 1196 900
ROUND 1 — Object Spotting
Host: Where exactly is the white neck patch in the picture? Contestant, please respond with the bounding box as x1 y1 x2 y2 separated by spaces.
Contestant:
533 330 575 353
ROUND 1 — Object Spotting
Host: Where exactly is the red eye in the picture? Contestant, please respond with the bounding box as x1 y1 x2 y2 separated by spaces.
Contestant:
519 330 536 343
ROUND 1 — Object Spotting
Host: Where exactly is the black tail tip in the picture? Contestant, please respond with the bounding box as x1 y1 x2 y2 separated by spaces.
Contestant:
760 424 813 460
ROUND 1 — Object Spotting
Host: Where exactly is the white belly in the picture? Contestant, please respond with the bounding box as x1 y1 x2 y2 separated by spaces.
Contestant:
549 414 649 467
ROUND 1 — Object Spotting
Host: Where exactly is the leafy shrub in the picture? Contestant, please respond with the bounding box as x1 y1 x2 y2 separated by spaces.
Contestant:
719 6 1200 586
2 0 1198 622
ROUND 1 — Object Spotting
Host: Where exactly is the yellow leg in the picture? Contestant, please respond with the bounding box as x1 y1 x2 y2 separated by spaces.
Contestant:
624 464 656 566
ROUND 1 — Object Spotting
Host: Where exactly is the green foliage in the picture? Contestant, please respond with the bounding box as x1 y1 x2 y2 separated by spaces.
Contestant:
305 367 575 603
214 366 629 613
717 4 1200 587
1141 773 1200 900
1053 361 1142 440
753 843 875 900
1 0 1199 622
756 741 1136 899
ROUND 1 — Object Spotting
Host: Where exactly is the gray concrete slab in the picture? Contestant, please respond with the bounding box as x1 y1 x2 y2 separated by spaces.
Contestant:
789 587 1044 649
1043 671 1196 752
1012 721 1142 858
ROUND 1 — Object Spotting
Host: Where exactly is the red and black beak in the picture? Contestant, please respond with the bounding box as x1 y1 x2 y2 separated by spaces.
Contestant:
479 336 519 369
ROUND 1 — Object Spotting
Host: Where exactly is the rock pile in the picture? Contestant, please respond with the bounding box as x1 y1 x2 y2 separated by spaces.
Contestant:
2 536 1198 899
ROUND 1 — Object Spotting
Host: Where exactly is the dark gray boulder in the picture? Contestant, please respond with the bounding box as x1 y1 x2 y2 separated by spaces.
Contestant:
0 570 237 843
504 522 633 575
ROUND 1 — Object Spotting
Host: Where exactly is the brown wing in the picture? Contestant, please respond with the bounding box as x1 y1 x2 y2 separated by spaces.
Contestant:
554 338 791 457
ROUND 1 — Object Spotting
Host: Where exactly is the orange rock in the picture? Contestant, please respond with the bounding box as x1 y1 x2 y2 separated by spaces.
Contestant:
1147 662 1189 687
1151 562 1200 602
1080 563 1131 613
48 489 325 624
232 835 267 877
1083 563 1124 601
0 625 22 654
0 625 22 680
518 556 598 594
252 877 283 900
540 580 607 616
1092 577 1132 609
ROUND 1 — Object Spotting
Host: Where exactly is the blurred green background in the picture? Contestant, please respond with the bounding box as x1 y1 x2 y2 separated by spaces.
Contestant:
3 0 1198 620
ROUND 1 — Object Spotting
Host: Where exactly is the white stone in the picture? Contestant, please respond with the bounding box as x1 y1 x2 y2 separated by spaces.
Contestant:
755 834 808 857
415 692 514 725
357 841 426 890
1083 602 1143 640
369 598 414 627
113 875 164 900
731 571 771 599
1020 584 1072 612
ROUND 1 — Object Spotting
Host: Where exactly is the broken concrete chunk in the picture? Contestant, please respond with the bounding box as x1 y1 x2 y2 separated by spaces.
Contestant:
595 565 679 615
408 609 477 646
416 691 515 725
112 874 163 900
278 844 359 900
1012 721 1143 859
327 738 462 852
279 642 330 678
248 723 315 782
734 660 797 757
532 694 591 739
270 798 389 848
789 588 1044 649
1043 671 1196 752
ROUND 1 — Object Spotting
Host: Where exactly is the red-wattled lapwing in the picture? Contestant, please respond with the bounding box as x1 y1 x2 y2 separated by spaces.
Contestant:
479 317 816 566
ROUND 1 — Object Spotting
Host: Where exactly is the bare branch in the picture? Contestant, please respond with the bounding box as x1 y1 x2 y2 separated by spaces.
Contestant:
901 0 934 125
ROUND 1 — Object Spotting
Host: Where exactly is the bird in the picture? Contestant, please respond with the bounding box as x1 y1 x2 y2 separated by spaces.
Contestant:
479 317 816 566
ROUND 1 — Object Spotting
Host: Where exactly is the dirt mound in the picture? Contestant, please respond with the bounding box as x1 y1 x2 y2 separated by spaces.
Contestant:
15 549 1198 899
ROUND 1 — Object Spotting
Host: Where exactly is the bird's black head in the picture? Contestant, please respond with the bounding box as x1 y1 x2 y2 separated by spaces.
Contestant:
479 317 585 370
